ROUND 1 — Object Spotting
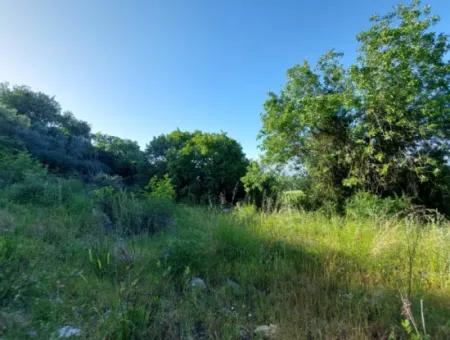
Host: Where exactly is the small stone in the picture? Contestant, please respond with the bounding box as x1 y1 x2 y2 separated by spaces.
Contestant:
226 279 241 293
254 324 278 339
239 327 251 340
189 277 207 290
58 326 81 338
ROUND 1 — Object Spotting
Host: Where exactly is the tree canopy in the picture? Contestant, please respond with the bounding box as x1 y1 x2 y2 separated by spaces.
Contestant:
0 84 106 176
0 83 249 201
146 130 248 202
0 84 147 183
259 0 450 213
93 133 147 185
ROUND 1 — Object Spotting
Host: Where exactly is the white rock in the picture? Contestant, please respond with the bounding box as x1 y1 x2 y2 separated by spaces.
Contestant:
226 279 241 292
254 324 278 339
190 277 207 290
58 326 81 338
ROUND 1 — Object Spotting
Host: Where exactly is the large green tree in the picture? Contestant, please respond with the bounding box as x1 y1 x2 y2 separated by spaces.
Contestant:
146 130 248 202
260 51 354 209
145 130 193 178
93 133 147 185
349 1 450 208
259 0 450 212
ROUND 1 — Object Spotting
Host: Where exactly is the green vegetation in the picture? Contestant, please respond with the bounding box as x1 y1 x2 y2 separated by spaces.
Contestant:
259 0 450 213
0 161 449 338
0 1 449 339
145 130 248 203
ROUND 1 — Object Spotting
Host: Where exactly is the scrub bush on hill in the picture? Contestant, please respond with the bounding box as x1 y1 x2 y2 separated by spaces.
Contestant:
0 152 85 206
0 84 149 183
0 152 174 236
93 133 149 186
0 152 45 187
92 187 174 235
6 175 84 206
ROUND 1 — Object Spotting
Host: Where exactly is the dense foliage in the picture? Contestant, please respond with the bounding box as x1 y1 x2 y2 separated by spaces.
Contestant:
93 133 148 186
0 86 247 202
146 130 248 203
0 84 107 176
259 1 450 213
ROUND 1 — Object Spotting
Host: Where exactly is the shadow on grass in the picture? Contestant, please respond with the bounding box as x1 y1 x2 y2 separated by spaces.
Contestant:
160 209 450 339
1 205 448 339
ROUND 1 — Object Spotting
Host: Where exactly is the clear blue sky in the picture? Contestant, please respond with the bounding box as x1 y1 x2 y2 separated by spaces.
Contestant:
1 0 449 159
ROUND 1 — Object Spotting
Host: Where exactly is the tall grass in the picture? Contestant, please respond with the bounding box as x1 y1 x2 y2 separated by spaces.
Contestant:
159 206 450 339
0 180 449 338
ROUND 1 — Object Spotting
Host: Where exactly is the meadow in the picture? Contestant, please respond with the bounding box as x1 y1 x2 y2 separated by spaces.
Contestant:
1 175 449 339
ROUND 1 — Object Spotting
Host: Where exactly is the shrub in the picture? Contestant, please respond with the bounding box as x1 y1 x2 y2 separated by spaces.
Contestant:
0 152 46 188
5 172 84 206
0 235 41 307
105 305 151 339
86 243 133 281
345 192 411 219
241 161 278 207
0 209 15 233
279 190 308 210
0 152 86 206
93 188 173 235
0 236 18 305
145 175 176 201
90 172 124 190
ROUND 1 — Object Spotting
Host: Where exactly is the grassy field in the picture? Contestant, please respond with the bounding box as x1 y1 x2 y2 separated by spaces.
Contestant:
1 194 449 339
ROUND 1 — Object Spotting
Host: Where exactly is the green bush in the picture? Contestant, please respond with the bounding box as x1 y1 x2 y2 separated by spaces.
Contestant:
93 187 173 235
5 173 84 206
0 152 46 188
0 152 85 206
105 305 151 339
0 235 18 305
91 172 124 190
279 190 308 209
345 192 411 219
0 235 40 307
145 175 176 201
86 242 133 281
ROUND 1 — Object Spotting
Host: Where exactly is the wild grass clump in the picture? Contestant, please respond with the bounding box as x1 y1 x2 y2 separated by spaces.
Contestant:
0 152 86 207
345 191 412 220
92 186 174 235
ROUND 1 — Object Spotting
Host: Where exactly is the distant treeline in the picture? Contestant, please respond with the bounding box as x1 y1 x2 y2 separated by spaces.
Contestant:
0 84 248 203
